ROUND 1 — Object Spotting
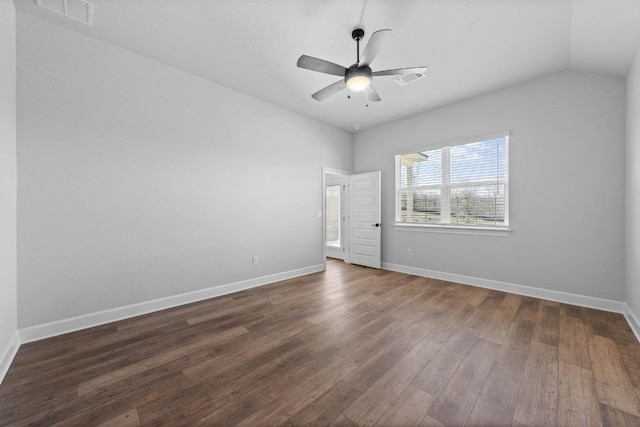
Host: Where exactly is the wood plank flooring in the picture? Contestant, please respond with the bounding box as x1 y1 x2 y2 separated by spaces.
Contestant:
1 260 640 426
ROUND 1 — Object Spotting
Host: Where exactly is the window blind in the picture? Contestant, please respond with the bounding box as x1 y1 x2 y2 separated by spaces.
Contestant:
396 135 509 228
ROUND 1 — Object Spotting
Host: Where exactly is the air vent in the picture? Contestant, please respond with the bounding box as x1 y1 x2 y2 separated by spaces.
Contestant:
393 72 426 86
36 0 94 26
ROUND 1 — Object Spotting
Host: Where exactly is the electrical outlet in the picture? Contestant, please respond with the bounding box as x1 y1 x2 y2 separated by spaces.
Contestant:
252 256 259 265
407 248 413 256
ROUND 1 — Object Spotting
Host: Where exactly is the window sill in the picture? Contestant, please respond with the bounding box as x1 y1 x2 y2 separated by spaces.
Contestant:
394 223 511 237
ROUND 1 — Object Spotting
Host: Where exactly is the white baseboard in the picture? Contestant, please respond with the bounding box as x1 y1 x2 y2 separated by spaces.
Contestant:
0 331 20 385
13 262 640 348
383 262 640 343
382 262 627 314
624 303 640 343
19 264 324 344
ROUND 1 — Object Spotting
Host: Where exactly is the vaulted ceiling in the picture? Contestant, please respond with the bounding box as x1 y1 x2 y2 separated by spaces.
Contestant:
14 0 640 132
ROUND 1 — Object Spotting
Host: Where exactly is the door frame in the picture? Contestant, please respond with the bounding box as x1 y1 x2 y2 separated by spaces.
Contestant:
322 167 351 270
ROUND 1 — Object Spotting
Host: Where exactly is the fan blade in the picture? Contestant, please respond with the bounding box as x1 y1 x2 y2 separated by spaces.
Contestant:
373 66 428 77
364 85 381 102
311 79 347 101
297 55 346 77
360 29 391 67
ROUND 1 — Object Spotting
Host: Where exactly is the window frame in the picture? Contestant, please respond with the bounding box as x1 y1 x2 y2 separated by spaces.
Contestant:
394 131 511 236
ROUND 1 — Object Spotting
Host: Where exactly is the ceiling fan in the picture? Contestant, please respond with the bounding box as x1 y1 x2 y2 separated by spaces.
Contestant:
297 28 427 102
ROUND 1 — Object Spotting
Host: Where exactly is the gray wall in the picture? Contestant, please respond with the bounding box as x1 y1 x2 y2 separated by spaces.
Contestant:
0 0 18 368
16 13 352 328
626 49 640 320
354 71 626 301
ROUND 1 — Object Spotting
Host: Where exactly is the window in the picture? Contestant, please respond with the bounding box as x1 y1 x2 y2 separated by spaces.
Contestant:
396 133 509 229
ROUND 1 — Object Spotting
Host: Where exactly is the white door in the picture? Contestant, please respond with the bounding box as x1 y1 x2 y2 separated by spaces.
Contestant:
348 171 381 269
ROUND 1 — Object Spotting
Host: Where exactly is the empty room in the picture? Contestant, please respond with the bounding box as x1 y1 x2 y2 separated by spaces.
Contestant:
2 0 640 425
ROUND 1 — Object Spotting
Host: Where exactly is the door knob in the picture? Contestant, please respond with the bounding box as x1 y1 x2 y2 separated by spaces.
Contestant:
372 223 381 227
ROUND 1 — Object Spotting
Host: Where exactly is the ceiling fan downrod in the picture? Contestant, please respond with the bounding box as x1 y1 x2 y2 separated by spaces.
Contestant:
352 28 365 64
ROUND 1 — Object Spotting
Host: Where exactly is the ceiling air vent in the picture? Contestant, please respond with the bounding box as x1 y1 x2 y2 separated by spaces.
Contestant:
36 0 94 26
393 72 426 86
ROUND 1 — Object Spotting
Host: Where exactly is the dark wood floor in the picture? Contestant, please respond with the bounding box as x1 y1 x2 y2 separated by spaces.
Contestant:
1 260 640 426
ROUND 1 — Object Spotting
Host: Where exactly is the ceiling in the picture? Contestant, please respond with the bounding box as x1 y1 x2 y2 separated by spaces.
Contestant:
14 0 640 132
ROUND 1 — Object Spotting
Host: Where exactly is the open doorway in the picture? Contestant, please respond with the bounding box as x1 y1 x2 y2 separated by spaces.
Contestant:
323 167 382 269
323 168 349 262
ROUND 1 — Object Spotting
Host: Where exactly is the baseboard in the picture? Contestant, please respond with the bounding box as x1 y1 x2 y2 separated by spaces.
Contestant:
382 262 626 314
19 264 324 344
0 331 20 385
15 262 640 347
624 303 640 343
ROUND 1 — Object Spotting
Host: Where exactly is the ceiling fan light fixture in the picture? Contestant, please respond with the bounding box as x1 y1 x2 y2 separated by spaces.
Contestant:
345 65 373 92
347 75 371 91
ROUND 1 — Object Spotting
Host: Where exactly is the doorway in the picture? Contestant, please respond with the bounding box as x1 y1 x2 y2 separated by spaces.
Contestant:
323 169 349 261
322 168 381 269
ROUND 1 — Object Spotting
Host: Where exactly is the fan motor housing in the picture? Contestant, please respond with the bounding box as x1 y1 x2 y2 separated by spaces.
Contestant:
345 64 373 82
